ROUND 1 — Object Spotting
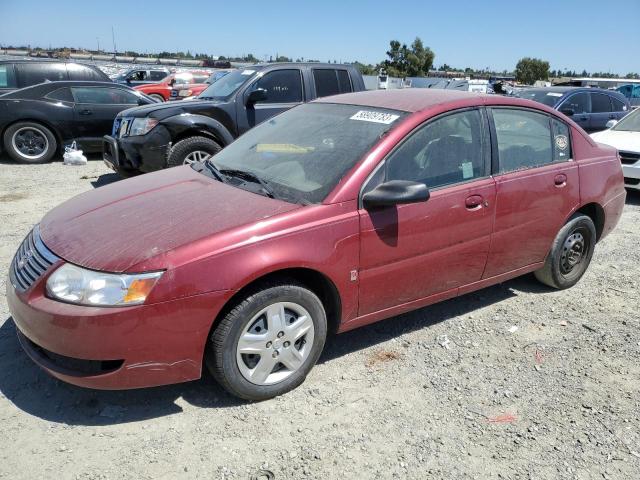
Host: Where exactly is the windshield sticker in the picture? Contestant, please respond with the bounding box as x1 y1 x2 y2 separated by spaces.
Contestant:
256 144 315 154
350 110 400 124
547 92 563 97
555 134 569 150
241 70 256 75
461 162 474 179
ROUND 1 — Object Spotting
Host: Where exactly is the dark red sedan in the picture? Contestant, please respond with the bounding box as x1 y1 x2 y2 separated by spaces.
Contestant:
7 90 625 400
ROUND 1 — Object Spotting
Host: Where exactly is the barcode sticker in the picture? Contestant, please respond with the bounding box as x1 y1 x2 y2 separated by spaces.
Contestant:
350 110 400 124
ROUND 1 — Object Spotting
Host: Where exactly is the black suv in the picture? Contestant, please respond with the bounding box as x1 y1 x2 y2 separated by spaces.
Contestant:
103 63 365 176
0 60 110 95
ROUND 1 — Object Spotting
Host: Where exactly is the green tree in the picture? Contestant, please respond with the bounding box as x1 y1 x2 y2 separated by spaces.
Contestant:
382 37 435 77
514 57 550 85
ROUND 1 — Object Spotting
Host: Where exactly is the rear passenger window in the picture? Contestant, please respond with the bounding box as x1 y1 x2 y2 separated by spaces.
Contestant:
313 69 340 98
16 63 68 87
562 92 589 114
591 93 612 113
252 69 303 103
0 64 17 88
46 87 74 102
67 64 104 81
551 118 571 162
386 109 486 189
337 70 353 93
493 109 553 173
148 71 167 81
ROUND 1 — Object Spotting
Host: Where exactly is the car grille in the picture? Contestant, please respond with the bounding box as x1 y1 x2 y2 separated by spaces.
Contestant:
619 151 640 165
10 225 60 292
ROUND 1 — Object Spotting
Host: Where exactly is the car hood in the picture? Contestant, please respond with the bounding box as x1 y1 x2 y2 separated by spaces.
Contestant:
39 166 300 273
118 99 226 120
590 129 640 152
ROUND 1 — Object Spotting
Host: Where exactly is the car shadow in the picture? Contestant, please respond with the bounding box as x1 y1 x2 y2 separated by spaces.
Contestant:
0 275 549 425
91 172 121 188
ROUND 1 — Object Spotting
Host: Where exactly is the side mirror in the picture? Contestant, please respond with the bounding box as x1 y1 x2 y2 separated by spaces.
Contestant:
606 119 618 129
362 180 430 209
125 77 132 84
560 107 574 117
247 88 268 105
168 78 175 86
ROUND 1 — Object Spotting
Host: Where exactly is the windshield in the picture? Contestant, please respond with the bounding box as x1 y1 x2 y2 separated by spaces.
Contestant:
204 103 406 204
516 89 563 107
612 108 640 132
199 69 258 100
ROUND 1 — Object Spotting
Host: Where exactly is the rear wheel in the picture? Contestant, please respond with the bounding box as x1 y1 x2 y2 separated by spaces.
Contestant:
149 94 165 102
534 214 596 289
206 282 327 401
3 121 57 164
166 136 222 168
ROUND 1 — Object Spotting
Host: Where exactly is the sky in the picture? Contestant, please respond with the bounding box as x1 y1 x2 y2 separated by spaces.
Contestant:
1 0 639 74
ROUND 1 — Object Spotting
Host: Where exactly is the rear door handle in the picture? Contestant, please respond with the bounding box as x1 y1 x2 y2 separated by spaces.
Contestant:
554 173 567 187
465 194 484 210
79 109 93 115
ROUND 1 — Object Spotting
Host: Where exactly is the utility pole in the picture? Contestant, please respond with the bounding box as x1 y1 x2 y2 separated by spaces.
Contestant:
111 26 117 55
96 37 100 52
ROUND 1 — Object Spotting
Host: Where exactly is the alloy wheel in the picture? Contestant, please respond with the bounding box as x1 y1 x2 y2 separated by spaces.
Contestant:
11 127 49 160
183 150 212 164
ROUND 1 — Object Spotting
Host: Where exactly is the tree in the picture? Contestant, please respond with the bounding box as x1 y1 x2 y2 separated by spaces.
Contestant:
381 37 435 78
275 55 292 62
514 57 550 85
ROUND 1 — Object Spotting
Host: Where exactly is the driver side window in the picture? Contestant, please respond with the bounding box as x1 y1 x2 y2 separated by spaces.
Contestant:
384 109 486 189
252 70 303 104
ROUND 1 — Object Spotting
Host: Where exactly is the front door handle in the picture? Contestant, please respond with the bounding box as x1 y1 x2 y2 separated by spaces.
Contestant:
79 109 93 115
465 194 484 210
554 173 567 187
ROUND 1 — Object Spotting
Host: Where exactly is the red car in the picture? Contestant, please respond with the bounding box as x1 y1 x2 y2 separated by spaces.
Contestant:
134 71 209 102
8 90 625 400
169 69 233 101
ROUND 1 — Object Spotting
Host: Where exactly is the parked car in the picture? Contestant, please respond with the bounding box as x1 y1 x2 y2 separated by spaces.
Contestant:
9 90 625 400
615 84 640 108
112 67 171 87
516 87 630 132
168 69 233 101
0 59 110 95
134 71 210 102
0 81 155 163
103 63 365 176
591 107 640 190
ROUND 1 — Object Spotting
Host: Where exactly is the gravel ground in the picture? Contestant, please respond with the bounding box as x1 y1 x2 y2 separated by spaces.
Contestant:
0 155 639 480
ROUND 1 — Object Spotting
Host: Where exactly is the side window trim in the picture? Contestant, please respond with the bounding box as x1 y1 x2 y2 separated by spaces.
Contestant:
487 106 573 175
71 86 139 105
559 92 591 114
358 107 492 208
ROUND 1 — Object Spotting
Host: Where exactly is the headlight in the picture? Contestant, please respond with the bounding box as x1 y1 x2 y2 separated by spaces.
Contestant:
128 118 158 137
178 89 192 97
46 264 163 306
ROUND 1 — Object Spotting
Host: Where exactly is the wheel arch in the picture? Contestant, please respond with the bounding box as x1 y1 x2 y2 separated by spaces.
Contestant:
212 267 342 336
164 114 234 148
575 202 605 241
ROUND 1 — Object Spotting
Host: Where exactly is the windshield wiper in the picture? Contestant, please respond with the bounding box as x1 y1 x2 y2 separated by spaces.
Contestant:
219 168 276 198
195 159 225 182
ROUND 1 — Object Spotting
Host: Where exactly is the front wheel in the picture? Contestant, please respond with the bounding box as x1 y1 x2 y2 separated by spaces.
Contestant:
206 282 327 400
149 94 165 102
166 136 222 168
534 214 596 289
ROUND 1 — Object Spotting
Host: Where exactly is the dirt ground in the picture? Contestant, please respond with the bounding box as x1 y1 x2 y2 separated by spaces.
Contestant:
0 155 638 480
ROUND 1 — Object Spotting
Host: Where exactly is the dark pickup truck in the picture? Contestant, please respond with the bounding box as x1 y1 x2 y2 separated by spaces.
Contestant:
103 63 366 176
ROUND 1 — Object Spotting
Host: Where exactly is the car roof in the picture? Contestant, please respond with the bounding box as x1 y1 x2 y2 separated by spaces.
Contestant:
314 88 492 113
0 80 125 99
254 62 355 69
0 59 98 66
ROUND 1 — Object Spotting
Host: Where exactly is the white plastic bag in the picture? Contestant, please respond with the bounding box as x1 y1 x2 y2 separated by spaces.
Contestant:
63 141 87 165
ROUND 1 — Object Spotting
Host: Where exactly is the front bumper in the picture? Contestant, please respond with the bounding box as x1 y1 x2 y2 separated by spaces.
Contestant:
622 164 640 190
7 275 231 390
102 125 172 173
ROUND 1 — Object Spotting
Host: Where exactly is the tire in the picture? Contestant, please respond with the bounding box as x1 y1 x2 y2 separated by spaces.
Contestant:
206 281 327 401
149 94 165 102
3 121 57 164
534 214 597 290
166 136 222 168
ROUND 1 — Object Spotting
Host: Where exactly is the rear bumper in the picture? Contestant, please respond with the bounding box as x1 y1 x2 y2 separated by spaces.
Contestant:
102 126 172 173
601 189 627 240
7 276 231 390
